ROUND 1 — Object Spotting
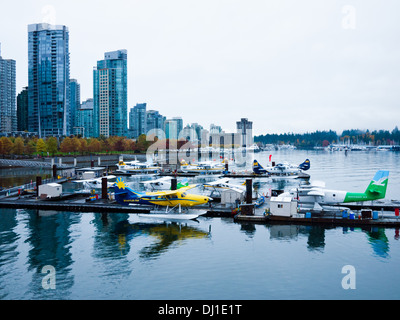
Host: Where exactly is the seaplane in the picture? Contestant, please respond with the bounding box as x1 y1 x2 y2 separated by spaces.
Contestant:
113 177 212 220
203 178 246 193
116 158 161 174
180 159 226 174
253 159 310 177
277 170 389 212
141 177 189 191
73 175 117 190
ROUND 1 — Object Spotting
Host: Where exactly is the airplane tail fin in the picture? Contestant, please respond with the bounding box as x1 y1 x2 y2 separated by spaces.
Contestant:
114 177 141 205
253 160 265 174
364 170 389 200
177 178 189 189
299 159 310 171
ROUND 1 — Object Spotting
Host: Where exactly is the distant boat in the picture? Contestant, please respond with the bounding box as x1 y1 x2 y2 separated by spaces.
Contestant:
246 144 261 152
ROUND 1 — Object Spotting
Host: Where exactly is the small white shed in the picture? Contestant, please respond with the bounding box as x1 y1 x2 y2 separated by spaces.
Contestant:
38 183 62 199
220 189 244 205
269 197 297 217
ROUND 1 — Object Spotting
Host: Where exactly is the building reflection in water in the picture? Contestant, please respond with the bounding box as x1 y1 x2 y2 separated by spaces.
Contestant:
25 210 80 299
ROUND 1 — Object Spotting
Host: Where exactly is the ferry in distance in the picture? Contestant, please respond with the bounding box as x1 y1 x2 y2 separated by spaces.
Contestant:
278 170 389 212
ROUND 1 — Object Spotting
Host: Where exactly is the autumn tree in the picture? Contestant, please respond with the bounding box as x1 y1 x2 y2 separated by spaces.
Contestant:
79 138 88 155
0 137 13 155
36 138 47 154
46 137 58 156
88 138 101 153
13 137 25 155
71 137 81 153
60 137 73 153
24 140 36 156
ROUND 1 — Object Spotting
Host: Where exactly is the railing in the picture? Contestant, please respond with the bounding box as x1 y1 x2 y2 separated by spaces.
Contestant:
0 159 70 169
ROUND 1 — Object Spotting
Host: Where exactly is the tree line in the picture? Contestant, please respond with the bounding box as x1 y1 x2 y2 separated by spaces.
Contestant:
254 127 400 149
0 135 154 158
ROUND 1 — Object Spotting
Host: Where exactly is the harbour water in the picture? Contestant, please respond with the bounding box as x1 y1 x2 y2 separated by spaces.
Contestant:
1 149 400 300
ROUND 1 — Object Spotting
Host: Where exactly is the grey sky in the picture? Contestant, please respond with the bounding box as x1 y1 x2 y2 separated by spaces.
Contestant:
1 0 399 135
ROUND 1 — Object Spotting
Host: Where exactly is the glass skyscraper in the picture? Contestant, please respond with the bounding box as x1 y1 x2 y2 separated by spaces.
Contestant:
93 50 127 138
129 103 147 139
70 79 80 132
28 23 70 138
75 98 94 138
0 44 17 133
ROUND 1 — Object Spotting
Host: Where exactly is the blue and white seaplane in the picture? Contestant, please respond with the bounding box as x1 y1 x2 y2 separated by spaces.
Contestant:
114 177 211 220
253 159 310 178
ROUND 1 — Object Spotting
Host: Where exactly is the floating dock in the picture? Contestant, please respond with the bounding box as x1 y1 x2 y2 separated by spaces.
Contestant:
1 195 400 228
234 213 400 228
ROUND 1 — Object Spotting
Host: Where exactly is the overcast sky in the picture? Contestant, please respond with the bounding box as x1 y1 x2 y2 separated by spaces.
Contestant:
1 0 400 135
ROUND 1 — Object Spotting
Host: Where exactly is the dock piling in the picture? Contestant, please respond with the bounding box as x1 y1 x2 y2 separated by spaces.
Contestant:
171 178 177 191
36 176 42 197
102 177 108 200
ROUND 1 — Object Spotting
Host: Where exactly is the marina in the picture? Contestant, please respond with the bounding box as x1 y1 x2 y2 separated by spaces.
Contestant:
1 149 400 300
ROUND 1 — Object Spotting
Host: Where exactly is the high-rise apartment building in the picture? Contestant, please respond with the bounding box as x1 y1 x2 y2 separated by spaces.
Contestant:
0 44 17 133
146 110 165 133
28 23 70 138
74 98 94 138
17 87 29 131
70 79 80 131
236 118 253 147
164 117 183 140
93 50 127 138
129 103 147 139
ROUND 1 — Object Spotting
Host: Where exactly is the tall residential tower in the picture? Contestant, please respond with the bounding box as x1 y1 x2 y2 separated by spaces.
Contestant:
0 44 17 133
93 50 127 138
28 23 70 138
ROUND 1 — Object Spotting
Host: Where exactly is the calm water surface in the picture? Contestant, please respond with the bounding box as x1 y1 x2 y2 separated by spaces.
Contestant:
1 150 400 300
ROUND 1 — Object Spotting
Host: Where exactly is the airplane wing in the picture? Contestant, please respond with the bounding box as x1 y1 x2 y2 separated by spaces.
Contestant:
142 177 172 184
307 190 325 197
152 184 200 196
73 175 116 183
206 178 230 186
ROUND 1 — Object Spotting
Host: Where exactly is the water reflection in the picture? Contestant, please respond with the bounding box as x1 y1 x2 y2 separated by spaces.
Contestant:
266 223 393 258
25 210 80 299
113 219 211 260
0 209 19 299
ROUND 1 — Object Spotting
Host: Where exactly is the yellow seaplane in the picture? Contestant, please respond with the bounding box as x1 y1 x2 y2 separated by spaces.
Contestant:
113 177 211 220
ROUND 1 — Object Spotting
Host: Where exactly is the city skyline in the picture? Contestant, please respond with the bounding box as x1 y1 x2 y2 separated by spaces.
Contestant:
1 1 400 135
